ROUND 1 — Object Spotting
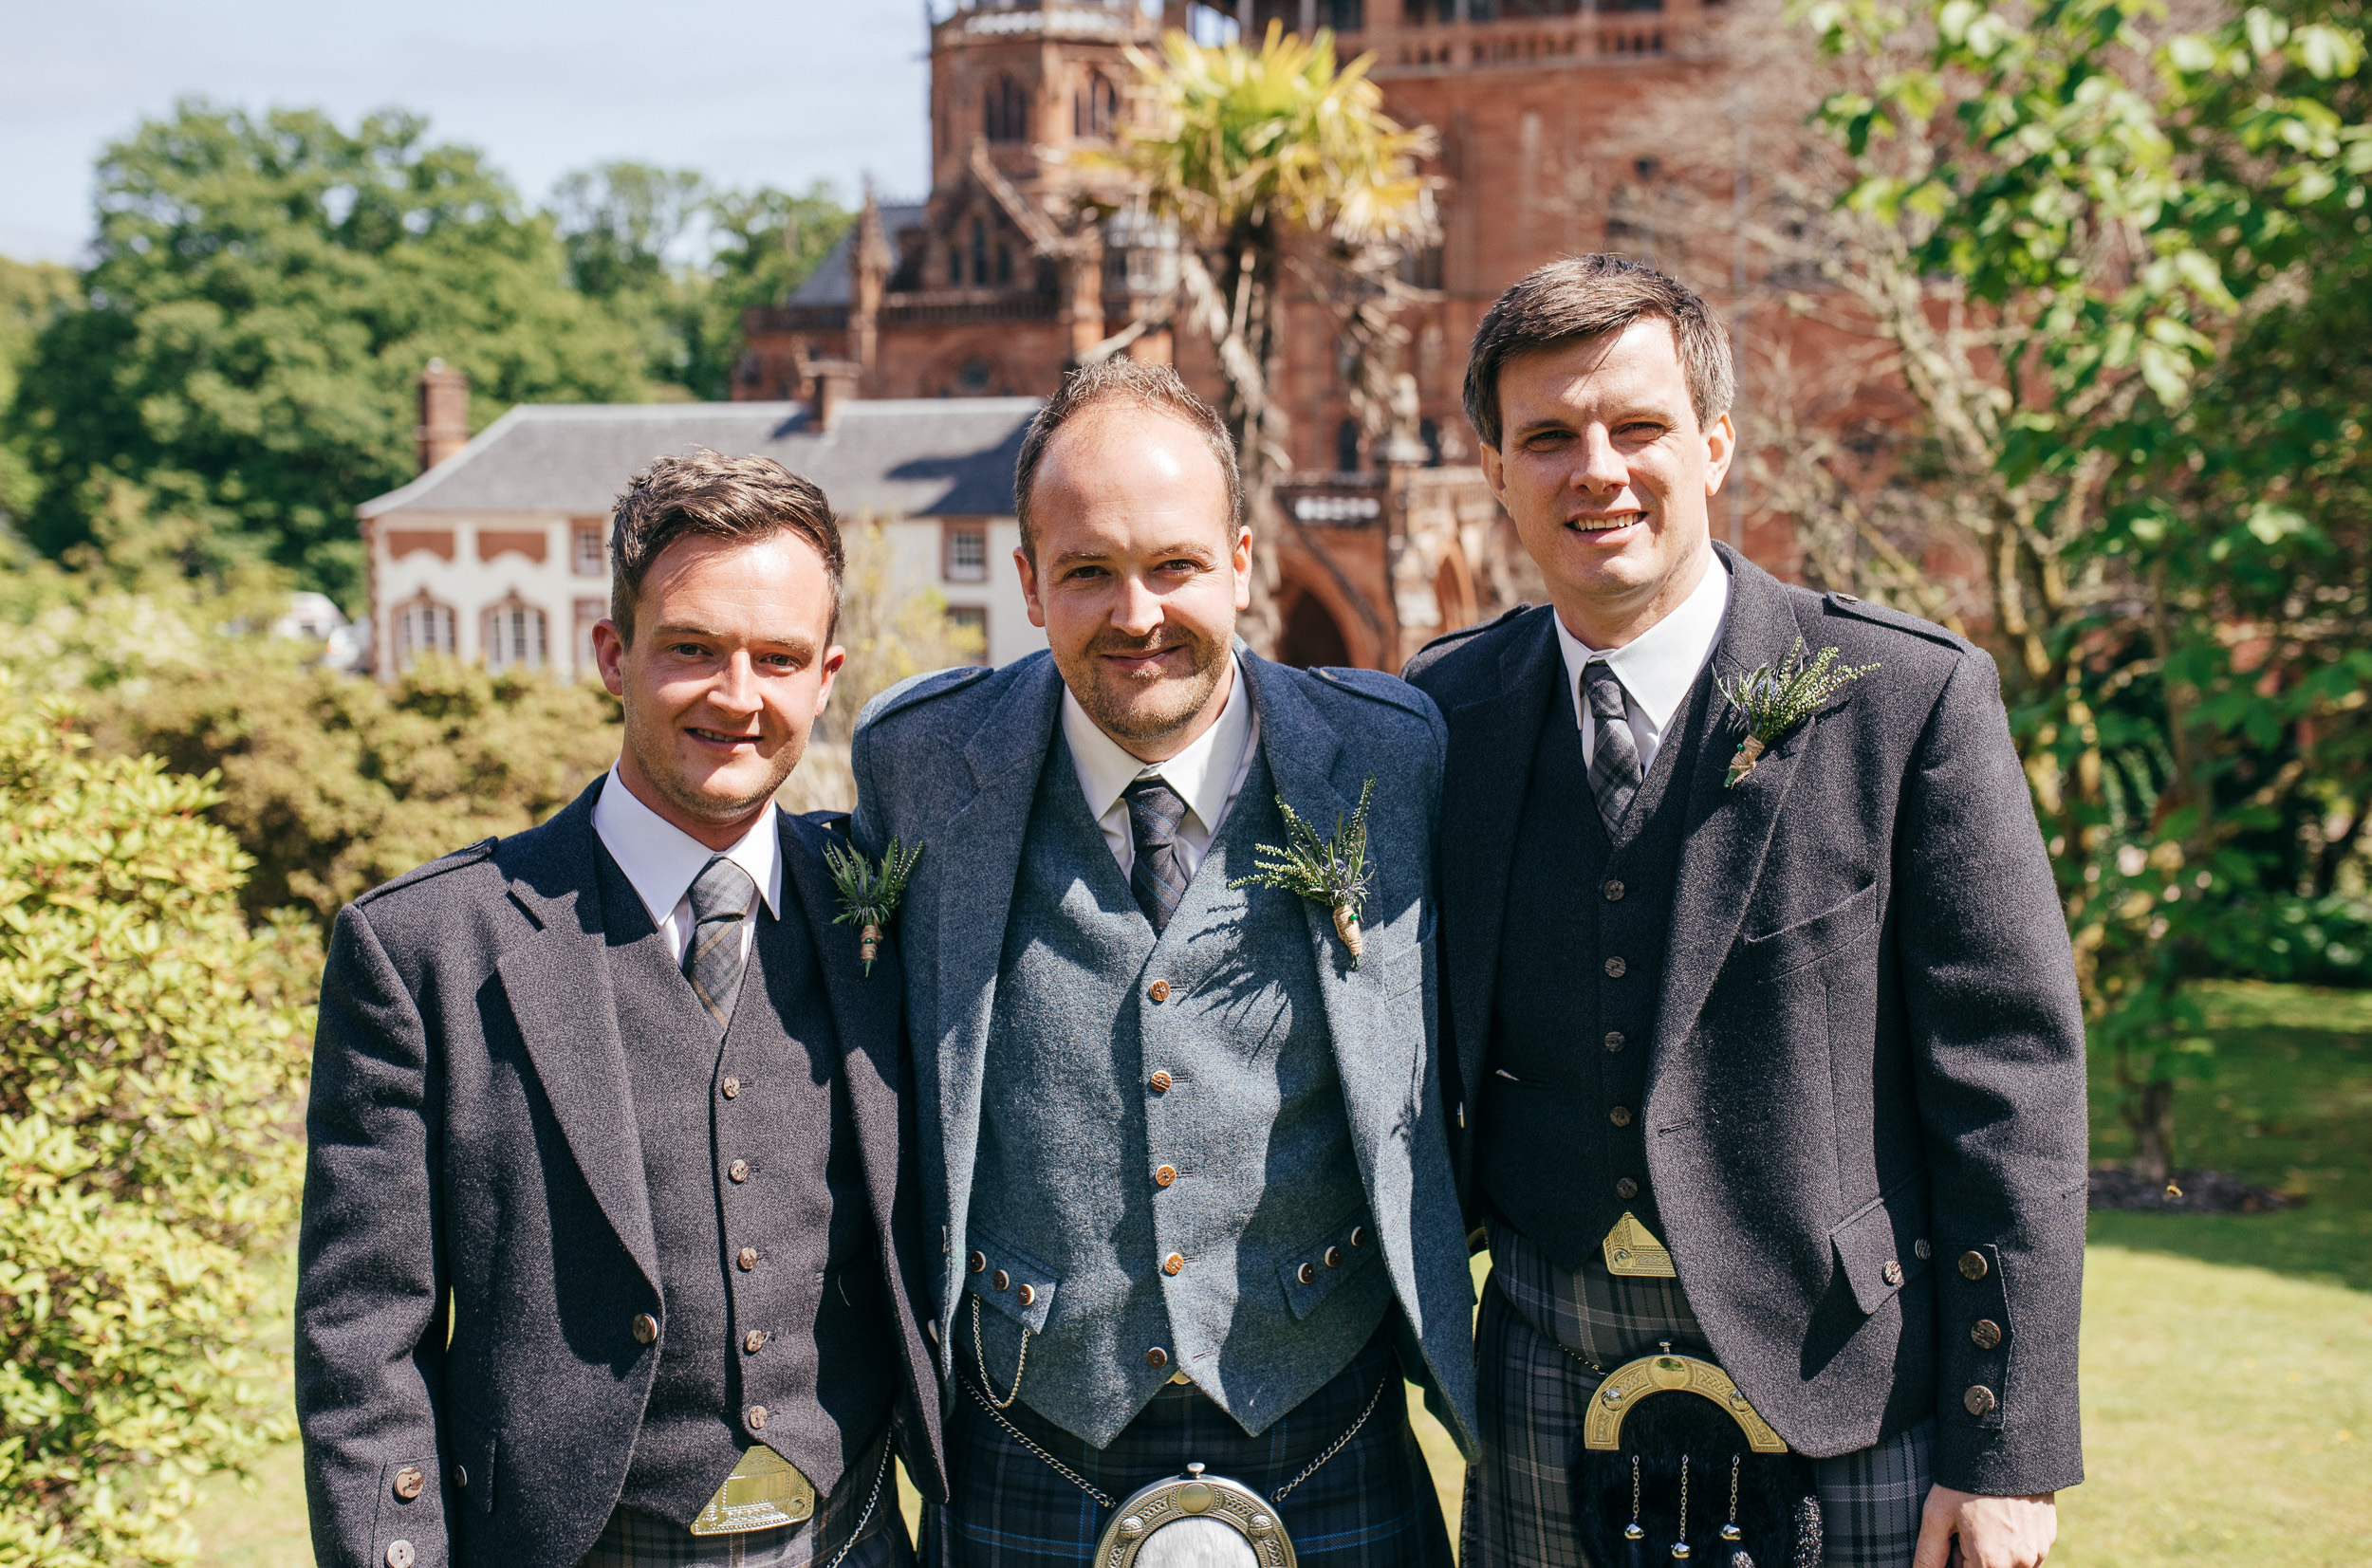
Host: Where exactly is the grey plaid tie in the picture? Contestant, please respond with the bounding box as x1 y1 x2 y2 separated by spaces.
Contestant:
682 856 758 1036
1583 660 1643 835
1123 777 1190 934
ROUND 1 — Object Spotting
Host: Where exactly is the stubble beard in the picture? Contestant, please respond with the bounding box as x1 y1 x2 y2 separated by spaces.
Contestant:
1067 625 1230 749
625 708 802 827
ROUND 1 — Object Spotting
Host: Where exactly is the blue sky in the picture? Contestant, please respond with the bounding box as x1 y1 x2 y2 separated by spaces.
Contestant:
0 0 936 264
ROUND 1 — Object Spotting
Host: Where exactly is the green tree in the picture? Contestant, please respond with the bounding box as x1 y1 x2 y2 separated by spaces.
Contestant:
0 680 319 1568
6 101 650 606
1093 24 1435 649
0 256 78 526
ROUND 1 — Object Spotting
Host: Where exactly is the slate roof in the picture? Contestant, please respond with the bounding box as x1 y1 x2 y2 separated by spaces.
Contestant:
358 397 1041 520
788 203 929 307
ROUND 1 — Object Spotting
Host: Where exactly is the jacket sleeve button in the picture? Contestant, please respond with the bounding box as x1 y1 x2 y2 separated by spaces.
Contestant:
632 1313 659 1345
1017 1282 1036 1305
970 1250 988 1273
992 1269 1010 1292
1297 1263 1317 1285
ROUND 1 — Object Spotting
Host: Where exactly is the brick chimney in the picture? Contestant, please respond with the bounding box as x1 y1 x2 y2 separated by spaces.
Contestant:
803 357 864 433
417 359 471 473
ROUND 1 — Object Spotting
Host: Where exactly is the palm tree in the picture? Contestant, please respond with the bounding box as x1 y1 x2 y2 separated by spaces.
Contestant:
1086 23 1436 653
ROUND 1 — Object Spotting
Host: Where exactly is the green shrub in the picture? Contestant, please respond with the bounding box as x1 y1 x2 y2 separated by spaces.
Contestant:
0 679 319 1568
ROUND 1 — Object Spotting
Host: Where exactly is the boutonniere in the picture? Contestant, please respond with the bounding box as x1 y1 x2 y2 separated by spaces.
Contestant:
822 838 923 976
1230 778 1376 968
1716 638 1878 787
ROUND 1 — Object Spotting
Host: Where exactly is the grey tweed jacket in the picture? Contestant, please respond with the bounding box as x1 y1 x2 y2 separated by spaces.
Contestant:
1402 543 2088 1498
850 647 1481 1459
293 783 947 1568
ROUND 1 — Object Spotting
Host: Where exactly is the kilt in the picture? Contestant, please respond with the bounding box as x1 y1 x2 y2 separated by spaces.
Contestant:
580 1433 907 1568
1462 1223 1933 1568
928 1323 1452 1568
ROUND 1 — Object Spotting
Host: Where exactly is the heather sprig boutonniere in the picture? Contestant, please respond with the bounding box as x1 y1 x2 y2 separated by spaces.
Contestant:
823 838 923 976
1716 638 1878 786
1230 778 1376 967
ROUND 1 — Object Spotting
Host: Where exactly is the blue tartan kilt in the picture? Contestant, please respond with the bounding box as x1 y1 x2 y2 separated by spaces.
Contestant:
929 1324 1452 1568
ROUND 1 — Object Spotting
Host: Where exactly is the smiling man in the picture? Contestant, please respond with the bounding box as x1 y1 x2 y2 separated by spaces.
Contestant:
850 360 1478 1568
296 452 945 1568
1402 259 2087 1568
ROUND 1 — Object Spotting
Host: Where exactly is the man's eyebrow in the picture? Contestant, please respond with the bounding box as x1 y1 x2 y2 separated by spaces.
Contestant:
649 621 817 655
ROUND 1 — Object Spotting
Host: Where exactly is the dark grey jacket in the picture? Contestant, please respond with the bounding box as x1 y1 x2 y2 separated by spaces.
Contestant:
1402 544 2088 1498
294 783 947 1568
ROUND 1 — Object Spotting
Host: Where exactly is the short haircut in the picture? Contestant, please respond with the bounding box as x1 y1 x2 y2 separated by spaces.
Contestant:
1012 359 1242 561
1463 255 1735 451
609 449 844 642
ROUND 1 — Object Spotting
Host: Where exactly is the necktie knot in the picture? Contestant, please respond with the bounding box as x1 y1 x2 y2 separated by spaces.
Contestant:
1123 777 1190 934
684 856 758 1035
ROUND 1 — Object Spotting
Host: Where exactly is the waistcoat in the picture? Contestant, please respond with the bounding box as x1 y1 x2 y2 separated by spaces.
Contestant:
963 735 1388 1449
597 850 898 1526
1481 669 1710 1271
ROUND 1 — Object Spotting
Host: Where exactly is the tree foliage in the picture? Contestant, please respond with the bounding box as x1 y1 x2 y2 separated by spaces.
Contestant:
5 101 651 604
0 681 318 1568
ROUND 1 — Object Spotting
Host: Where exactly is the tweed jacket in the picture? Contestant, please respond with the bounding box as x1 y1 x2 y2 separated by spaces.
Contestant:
849 647 1481 1459
293 781 947 1568
1402 544 2089 1499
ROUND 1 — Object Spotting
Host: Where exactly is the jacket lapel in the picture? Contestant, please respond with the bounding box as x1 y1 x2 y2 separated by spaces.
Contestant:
1436 608 1562 1125
1650 545 1821 1069
493 781 660 1291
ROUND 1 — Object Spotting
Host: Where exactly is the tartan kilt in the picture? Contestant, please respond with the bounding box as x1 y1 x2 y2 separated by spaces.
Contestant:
580 1434 908 1568
1463 1227 1934 1568
928 1323 1452 1568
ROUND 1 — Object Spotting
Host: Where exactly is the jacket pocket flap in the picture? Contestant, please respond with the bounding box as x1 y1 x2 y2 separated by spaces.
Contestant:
1739 880 1879 982
1277 1211 1381 1320
1829 1172 1933 1316
961 1226 1058 1335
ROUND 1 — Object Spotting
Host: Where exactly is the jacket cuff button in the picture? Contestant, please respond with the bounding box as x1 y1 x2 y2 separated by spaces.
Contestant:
632 1313 658 1345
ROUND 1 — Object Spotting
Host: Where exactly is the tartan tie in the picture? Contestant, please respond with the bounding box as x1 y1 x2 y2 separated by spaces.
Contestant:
1123 777 1190 935
1583 660 1643 836
682 856 758 1037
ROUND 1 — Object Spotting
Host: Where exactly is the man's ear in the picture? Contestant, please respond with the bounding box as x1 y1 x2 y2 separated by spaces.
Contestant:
1014 546 1046 629
1479 439 1507 505
592 618 628 697
1231 525 1253 612
1703 411 1737 497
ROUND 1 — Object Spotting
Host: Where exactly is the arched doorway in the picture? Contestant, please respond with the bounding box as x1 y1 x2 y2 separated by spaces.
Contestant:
1277 589 1351 670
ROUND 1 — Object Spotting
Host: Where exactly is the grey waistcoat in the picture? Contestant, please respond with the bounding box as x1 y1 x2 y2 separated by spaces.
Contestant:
963 737 1390 1448
598 852 898 1525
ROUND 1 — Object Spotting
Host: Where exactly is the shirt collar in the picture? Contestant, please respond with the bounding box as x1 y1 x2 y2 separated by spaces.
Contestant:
1553 551 1733 729
591 766 783 930
1061 653 1255 835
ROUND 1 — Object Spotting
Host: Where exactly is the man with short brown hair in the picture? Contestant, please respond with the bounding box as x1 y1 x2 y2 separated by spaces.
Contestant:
1405 256 2085 1568
297 452 945 1568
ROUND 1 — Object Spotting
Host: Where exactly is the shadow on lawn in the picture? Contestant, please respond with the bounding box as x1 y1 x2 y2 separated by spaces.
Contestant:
2087 981 2372 1293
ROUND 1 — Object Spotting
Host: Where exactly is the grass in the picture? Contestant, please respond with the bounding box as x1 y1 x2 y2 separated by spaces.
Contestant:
193 981 2372 1566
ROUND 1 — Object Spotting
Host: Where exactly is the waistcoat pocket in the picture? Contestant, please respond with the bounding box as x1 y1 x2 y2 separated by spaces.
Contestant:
959 1224 1060 1334
1276 1209 1382 1319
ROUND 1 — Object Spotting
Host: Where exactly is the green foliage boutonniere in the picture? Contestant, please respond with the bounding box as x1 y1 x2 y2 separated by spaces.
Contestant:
1716 638 1878 787
1230 778 1377 967
823 837 923 976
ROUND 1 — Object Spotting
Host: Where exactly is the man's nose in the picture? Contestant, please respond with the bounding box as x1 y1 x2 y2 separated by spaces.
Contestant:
1570 426 1627 495
1109 574 1164 637
708 653 762 716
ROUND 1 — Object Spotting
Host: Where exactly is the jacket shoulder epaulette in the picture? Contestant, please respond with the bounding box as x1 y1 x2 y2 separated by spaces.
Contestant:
856 662 993 731
1821 593 1972 653
351 838 498 908
1414 602 1531 661
1308 664 1436 722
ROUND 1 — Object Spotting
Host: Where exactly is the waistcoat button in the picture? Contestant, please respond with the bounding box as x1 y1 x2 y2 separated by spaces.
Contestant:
969 1250 988 1273
1962 1385 1997 1417
1971 1319 2003 1350
1148 980 1171 1003
1149 1070 1173 1092
1958 1250 1990 1282
1615 1177 1640 1200
1349 1226 1366 1246
1146 1346 1169 1369
452 1467 468 1490
387 1541 416 1568
631 1313 658 1345
1163 1253 1184 1276
720 1077 740 1098
737 1247 758 1271
1604 879 1625 901
728 1159 750 1183
1914 1238 1934 1261
393 1467 425 1501
1154 1165 1177 1188
1609 1106 1633 1128
992 1269 1010 1292
747 1405 769 1431
1603 1031 1625 1053
1603 956 1627 978
745 1330 767 1354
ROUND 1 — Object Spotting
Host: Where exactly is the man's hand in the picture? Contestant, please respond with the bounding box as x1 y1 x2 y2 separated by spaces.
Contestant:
1915 1485 2056 1568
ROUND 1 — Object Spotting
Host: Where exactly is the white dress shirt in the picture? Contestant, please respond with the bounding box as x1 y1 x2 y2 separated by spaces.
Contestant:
1063 655 1259 883
591 766 783 968
1554 551 1733 776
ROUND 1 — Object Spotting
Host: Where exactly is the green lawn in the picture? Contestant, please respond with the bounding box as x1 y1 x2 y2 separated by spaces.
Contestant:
194 981 2372 1565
